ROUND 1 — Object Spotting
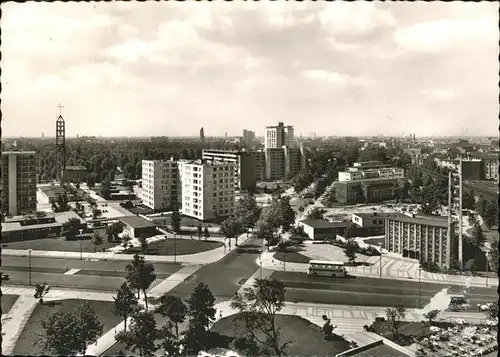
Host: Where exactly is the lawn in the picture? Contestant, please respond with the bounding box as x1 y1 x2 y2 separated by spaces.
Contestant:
13 299 122 355
210 313 350 356
273 251 311 264
1 294 19 314
3 229 120 253
123 239 223 256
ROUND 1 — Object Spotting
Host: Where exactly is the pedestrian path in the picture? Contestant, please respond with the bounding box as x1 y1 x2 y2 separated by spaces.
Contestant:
258 251 498 288
1 295 38 355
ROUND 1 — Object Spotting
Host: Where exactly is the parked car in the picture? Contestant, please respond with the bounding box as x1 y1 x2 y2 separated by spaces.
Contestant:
1 273 10 281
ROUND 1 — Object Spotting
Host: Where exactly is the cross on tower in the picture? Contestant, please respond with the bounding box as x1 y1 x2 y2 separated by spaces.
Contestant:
57 103 64 116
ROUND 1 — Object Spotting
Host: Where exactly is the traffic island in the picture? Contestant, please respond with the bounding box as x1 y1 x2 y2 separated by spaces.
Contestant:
123 239 223 256
13 299 122 355
210 313 350 356
1 294 19 314
273 251 311 264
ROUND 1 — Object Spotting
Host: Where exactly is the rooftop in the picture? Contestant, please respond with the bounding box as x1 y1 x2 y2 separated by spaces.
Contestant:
64 165 88 170
352 212 396 219
336 339 412 357
387 213 449 227
119 215 156 229
300 219 348 229
2 211 85 232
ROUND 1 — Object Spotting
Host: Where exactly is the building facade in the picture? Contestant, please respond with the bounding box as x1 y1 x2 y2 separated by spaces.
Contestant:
352 161 390 169
1 151 37 216
242 129 256 148
385 214 457 269
141 160 179 211
202 149 256 191
338 167 404 182
460 159 484 181
178 160 236 221
335 178 398 204
63 165 89 183
265 122 295 149
476 154 498 182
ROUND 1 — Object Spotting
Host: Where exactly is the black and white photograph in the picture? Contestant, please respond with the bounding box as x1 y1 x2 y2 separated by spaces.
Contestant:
1 1 498 356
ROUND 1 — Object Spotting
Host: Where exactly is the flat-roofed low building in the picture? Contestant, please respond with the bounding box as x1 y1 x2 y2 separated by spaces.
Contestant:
2 211 86 242
119 215 158 238
385 213 457 269
352 161 390 169
298 219 348 240
335 178 397 204
63 165 89 183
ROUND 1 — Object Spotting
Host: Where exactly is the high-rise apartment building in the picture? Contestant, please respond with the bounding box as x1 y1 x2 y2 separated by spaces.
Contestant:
202 150 256 191
178 160 236 221
265 122 295 149
1 151 37 216
200 127 205 143
141 160 179 211
242 129 256 148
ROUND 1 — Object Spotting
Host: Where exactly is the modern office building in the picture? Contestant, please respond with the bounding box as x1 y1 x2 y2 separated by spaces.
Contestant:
141 160 179 211
63 165 89 183
474 154 498 182
352 161 390 169
178 160 236 221
202 149 256 191
265 122 295 149
338 167 404 182
335 178 398 204
385 213 457 269
460 158 484 181
263 145 305 181
1 151 37 216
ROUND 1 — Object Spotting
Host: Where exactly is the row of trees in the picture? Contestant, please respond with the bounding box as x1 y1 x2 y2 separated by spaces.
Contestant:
253 196 296 246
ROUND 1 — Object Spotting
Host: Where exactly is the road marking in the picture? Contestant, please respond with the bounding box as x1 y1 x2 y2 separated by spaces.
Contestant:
64 269 80 275
352 310 362 318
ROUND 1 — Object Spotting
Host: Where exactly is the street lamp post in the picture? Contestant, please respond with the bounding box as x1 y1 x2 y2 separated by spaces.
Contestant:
418 267 422 308
378 243 383 278
79 229 84 260
485 248 490 287
259 255 263 278
174 233 177 264
28 249 32 286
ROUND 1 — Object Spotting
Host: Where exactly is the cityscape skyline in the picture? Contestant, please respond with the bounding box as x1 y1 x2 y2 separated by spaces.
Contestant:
2 2 498 137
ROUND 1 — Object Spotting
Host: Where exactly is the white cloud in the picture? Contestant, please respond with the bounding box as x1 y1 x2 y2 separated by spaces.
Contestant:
394 19 497 52
303 70 374 86
420 88 461 100
319 2 396 36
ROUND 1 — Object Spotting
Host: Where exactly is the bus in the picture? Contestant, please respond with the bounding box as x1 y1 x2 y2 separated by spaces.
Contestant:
307 260 347 278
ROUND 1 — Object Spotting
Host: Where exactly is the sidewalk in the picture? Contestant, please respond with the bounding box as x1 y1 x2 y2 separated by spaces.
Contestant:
1 295 38 355
258 250 498 288
2 233 249 265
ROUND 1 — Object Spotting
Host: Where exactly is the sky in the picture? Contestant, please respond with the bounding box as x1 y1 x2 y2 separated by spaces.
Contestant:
2 1 498 138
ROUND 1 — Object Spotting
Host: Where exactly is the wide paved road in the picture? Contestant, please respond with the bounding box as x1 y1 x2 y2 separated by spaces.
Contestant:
271 271 497 309
1 256 182 292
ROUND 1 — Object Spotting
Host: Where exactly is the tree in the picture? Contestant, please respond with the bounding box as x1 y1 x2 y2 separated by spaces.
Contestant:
385 304 407 341
101 179 112 200
41 310 81 355
477 197 487 217
113 282 139 332
483 302 499 321
488 239 499 273
307 207 325 220
139 235 148 255
75 302 104 353
91 232 103 252
34 282 51 305
343 239 358 264
92 208 102 220
196 223 203 240
61 217 82 240
171 207 182 234
122 233 132 247
462 189 475 210
420 186 440 215
254 214 277 245
106 222 124 242
471 221 486 247
423 309 440 326
125 254 157 308
182 282 216 355
41 302 103 355
203 226 210 241
220 215 244 246
483 200 498 229
231 278 288 356
234 193 262 233
157 321 180 357
155 294 188 341
116 310 158 357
